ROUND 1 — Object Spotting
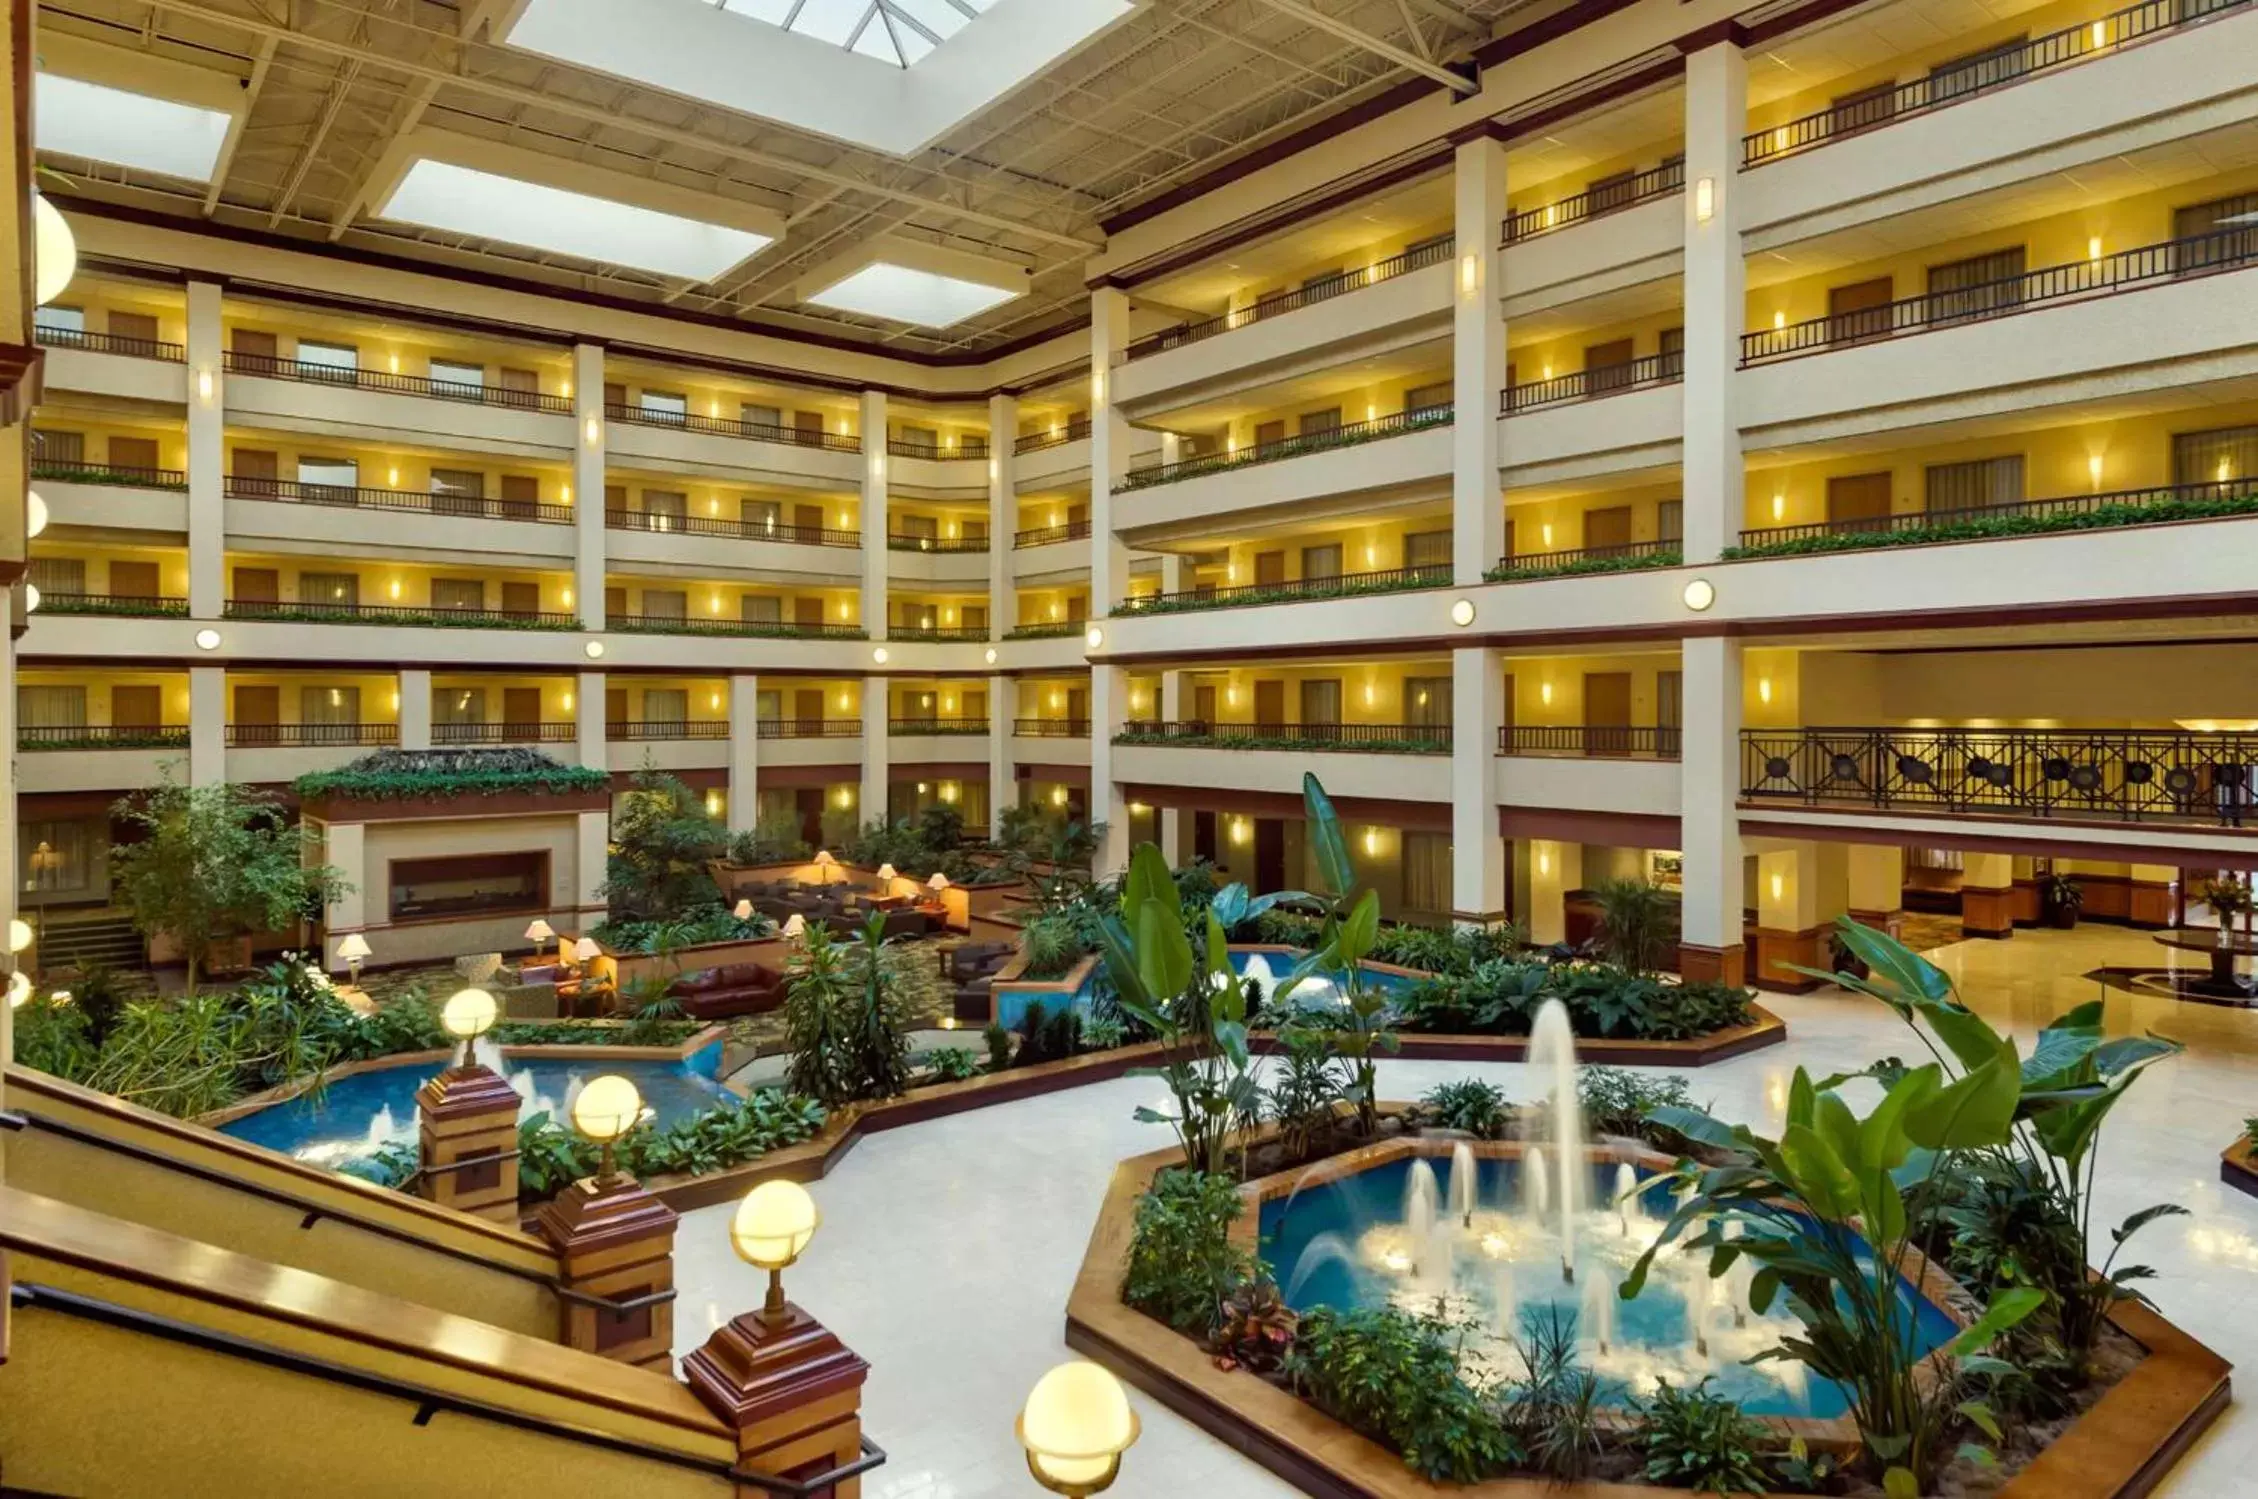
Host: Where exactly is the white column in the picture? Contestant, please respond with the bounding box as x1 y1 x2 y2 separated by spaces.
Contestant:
861 391 889 640
1679 635 1744 981
0 629 16 1085
1090 663 1129 874
1158 663 1186 863
397 669 431 750
988 393 1014 631
576 669 607 771
186 281 225 619
1088 288 1133 614
1451 646 1506 919
1451 139 1509 586
572 344 608 628
728 674 760 834
320 821 366 974
988 673 1012 842
188 665 226 786
576 809 610 929
860 676 889 828
1683 41 1749 565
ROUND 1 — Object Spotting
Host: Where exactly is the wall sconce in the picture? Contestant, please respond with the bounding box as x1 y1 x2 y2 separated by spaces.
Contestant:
562 691 575 711
1362 682 1375 708
585 640 605 659
1758 677 1773 705
1092 368 1106 405
562 484 572 503
386 466 399 487
1537 848 1551 877
873 646 889 664
197 367 216 403
1772 311 1787 332
1085 626 1104 650
388 579 403 600
1771 492 1785 520
1541 522 1554 548
1225 686 1241 708
1682 579 1716 612
705 791 723 816
710 594 725 614
1231 816 1251 846
1459 252 1479 298
559 380 572 398
1449 599 1476 627
583 416 602 447
2088 454 2104 489
1052 786 1068 808
1695 176 1716 223
561 587 575 607
1769 871 1785 902
1363 828 1381 857
710 691 723 710
1540 681 1553 706
195 628 222 651
2087 235 2103 262
985 647 998 665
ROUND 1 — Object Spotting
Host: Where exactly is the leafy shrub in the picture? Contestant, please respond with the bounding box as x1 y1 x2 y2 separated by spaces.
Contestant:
1080 1014 1128 1051
1019 911 1087 979
1635 1378 1774 1496
1419 1077 1509 1138
1121 1169 1252 1336
1501 1307 1604 1482
601 769 732 923
1212 1278 1298 1374
1397 961 1753 1042
782 916 912 1107
1265 1028 1348 1157
1013 1000 1083 1066
510 1092 825 1200
983 1020 1014 1071
493 1019 700 1047
296 747 608 802
1283 1305 1519 1483
12 995 97 1080
1590 878 1677 974
592 904 769 955
729 807 810 865
340 1139 420 1190
1244 908 1520 975
922 1046 984 1082
1576 1066 1693 1144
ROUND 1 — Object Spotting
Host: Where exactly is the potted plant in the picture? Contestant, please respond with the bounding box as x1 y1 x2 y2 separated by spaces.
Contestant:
1826 928 1871 980
2042 872 2084 929
2200 876 2253 946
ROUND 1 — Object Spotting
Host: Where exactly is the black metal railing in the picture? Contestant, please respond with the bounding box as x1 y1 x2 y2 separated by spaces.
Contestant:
31 592 189 618
1015 419 1091 455
1116 720 1452 753
1003 622 1082 640
1503 352 1683 414
32 460 186 490
1500 725 1682 758
1118 563 1450 615
1744 0 2252 166
35 325 185 361
1121 404 1453 490
230 475 574 524
1013 717 1091 738
610 614 864 640
433 722 577 745
17 724 190 751
1124 236 1457 360
224 352 572 412
607 720 729 741
757 719 862 739
226 723 398 748
1743 225 2258 363
1735 477 2258 549
604 508 859 547
603 402 861 453
1492 539 1681 576
224 599 579 629
886 436 989 460
889 718 990 735
888 625 991 642
1014 520 1091 548
1742 726 2258 826
886 533 990 553
1502 158 1685 244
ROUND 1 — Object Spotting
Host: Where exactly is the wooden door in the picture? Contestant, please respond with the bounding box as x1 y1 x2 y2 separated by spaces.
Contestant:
1254 420 1285 447
794 689 826 729
503 688 542 732
1254 819 1287 894
1254 551 1286 586
234 685 280 746
109 560 159 600
108 436 159 472
231 329 278 366
794 412 825 446
1826 472 1894 532
1583 672 1632 756
499 368 539 407
1827 276 1894 344
232 447 279 497
794 788 825 846
1582 505 1633 552
232 567 279 603
1068 687 1089 725
605 689 627 732
500 581 540 618
1254 680 1285 727
1583 337 1636 392
794 597 824 628
1193 684 1217 727
111 684 161 729
108 311 159 346
793 502 825 535
500 475 540 517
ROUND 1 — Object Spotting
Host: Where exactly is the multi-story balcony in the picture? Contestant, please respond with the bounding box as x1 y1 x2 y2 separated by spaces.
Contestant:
1118 719 1451 753
886 532 989 553
886 434 989 460
1502 158 1684 246
1741 726 2258 828
1730 477 2258 558
1122 404 1451 491
602 402 858 452
888 717 990 736
1488 538 1681 583
224 351 572 413
1495 725 1683 820
1500 726 1681 759
18 723 190 752
1003 622 1081 641
433 721 577 746
758 719 863 740
606 507 860 549
1112 717 1452 803
1013 717 1090 738
610 613 864 641
33 456 186 493
1501 351 1682 416
1013 520 1090 549
223 599 580 630
33 589 189 620
889 624 991 643
229 474 575 526
1124 238 1455 362
608 720 731 741
1014 419 1090 456
225 723 398 748
35 321 189 404
1117 562 1449 616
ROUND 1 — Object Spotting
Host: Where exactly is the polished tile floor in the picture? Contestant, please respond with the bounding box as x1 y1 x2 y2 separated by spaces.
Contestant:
670 925 2258 1498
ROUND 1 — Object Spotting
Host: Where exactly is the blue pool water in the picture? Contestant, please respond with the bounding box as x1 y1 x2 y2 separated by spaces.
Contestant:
220 1039 732 1174
1000 947 1419 1032
1261 1153 1957 1418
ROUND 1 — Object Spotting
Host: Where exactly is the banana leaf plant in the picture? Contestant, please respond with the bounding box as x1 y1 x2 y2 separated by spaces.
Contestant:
1102 842 1262 1174
1798 917 2185 1360
1208 878 1312 940
1274 774 1398 1137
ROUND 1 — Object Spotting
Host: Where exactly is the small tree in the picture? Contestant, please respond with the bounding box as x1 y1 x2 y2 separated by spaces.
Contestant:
601 767 729 922
109 775 349 995
1590 877 1677 974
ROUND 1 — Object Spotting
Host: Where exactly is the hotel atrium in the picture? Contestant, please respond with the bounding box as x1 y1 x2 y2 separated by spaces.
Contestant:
2 0 2258 1493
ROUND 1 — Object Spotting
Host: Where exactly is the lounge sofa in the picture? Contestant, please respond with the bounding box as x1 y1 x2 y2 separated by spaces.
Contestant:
945 941 1015 1023
667 960 787 1020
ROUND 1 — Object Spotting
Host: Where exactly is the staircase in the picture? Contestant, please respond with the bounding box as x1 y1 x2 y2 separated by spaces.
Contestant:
32 911 144 973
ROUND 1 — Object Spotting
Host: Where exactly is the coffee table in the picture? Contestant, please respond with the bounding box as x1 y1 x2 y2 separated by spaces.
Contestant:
2152 927 2258 998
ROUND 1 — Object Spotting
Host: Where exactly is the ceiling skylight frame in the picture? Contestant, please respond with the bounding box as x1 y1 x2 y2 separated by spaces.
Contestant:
796 238 1032 328
31 35 245 185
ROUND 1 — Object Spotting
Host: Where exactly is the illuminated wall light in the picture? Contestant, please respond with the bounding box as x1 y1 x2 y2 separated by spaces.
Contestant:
1541 364 1554 381
872 646 889 664
2089 454 2104 489
584 416 602 447
1052 786 1068 808
388 353 401 373
1092 369 1107 405
561 587 574 607
562 484 573 503
1772 311 1787 331
940 783 958 803
705 791 723 815
711 595 725 614
2220 457 2235 483
1226 686 1241 708
562 691 575 711
389 690 401 711
1694 176 1716 223
387 466 400 486
1459 253 1479 298
710 499 721 516
1771 492 1786 521
1758 677 1773 705
197 367 215 402
1362 828 1381 857
560 380 572 398
1540 680 1553 706
1682 578 1716 611
1541 522 1554 548
1449 599 1476 628
1231 815 1251 846
2090 18 2107 46
585 640 605 659
984 648 997 665
837 786 854 807
1770 871 1784 901
1537 849 1551 877
1362 682 1376 708
388 579 402 600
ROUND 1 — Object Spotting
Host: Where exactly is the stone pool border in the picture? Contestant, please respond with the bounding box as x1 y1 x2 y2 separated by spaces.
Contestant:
1063 1134 2232 1499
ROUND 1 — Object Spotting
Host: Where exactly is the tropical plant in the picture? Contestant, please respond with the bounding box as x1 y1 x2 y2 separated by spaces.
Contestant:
1501 1307 1605 1483
983 1020 1014 1071
1577 1066 1694 1144
729 806 812 865
1635 1378 1775 1497
340 1139 422 1191
1211 1276 1298 1374
1282 1304 1519 1483
1398 962 1753 1042
1263 1027 1349 1158
1014 999 1082 1066
601 767 731 922
109 775 349 994
515 1110 602 1199
1208 878 1311 939
1120 1168 1252 1335
1276 774 1398 1137
1419 1077 1511 1138
1018 910 1088 979
11 993 97 1080
782 923 860 1107
1590 877 1677 974
922 1045 984 1083
622 1090 827 1179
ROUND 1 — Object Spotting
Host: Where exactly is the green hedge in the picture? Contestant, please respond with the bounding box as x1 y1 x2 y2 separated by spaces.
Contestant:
1484 548 1682 583
227 605 580 631
1721 490 2258 559
296 747 610 801
36 597 189 618
19 731 189 752
1002 623 1078 640
1118 571 1445 617
1113 730 1448 755
1120 407 1454 490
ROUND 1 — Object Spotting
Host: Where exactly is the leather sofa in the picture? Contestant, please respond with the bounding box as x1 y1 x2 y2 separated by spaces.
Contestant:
667 960 787 1020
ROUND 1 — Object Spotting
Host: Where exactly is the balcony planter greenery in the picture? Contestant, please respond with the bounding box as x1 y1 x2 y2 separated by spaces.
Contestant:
1118 571 1446 616
612 618 867 641
1722 489 2258 559
1484 547 1683 583
294 747 611 802
892 723 990 736
18 730 190 752
226 604 581 631
1003 623 1080 640
1119 406 1454 491
1112 728 1449 755
35 595 190 618
32 464 189 491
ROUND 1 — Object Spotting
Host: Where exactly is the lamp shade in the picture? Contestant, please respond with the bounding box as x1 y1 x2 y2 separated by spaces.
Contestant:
813 850 838 868
730 1180 819 1270
335 933 372 962
439 987 498 1040
525 918 555 943
1019 1362 1139 1494
33 195 76 305
571 1075 644 1143
733 899 753 920
572 937 603 962
927 872 950 891
6 918 32 954
782 913 806 939
6 971 30 1009
875 863 898 882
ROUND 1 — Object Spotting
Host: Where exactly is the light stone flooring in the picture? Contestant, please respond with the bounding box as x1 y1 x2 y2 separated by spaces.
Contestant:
670 925 2258 1499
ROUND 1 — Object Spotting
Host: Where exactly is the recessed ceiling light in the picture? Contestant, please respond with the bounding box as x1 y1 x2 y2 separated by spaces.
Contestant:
378 159 773 282
36 73 232 182
804 262 1023 328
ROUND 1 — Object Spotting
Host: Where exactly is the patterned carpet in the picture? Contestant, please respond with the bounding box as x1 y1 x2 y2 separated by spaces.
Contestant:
1897 912 1965 953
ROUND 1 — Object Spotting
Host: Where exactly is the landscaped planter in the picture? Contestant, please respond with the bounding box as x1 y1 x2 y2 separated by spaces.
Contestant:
2219 1135 2258 1199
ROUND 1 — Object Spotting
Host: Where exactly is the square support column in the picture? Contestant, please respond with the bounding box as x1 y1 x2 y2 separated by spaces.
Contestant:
1451 139 1509 586
860 678 889 828
1847 844 1906 938
1158 659 1186 865
417 1062 522 1224
576 669 607 772
1751 841 1825 992
729 674 761 835
535 1175 679 1370
572 344 608 630
1451 646 1506 920
188 665 225 786
987 393 1014 624
1682 39 1749 565
320 820 366 974
861 391 888 640
1088 288 1133 614
1679 635 1744 983
1526 840 1582 947
684 1307 870 1499
1962 852 2016 939
576 808 610 931
397 669 432 750
987 673 1012 843
186 281 225 619
1089 662 1129 874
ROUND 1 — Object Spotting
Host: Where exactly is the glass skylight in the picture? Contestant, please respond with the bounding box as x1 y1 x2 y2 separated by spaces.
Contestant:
718 0 997 68
803 261 1022 327
36 73 233 182
377 160 773 281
